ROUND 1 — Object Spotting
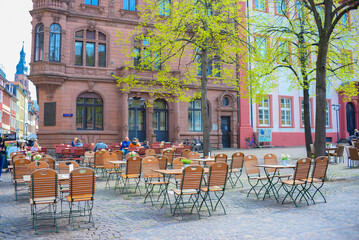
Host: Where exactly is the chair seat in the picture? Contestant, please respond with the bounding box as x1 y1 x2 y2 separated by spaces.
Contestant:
172 188 199 195
14 179 25 184
200 186 223 192
30 197 57 205
248 175 273 180
107 170 123 174
302 177 323 183
281 179 306 185
95 166 104 169
275 174 292 178
328 153 337 156
229 168 242 173
121 174 140 179
66 194 94 202
145 181 169 185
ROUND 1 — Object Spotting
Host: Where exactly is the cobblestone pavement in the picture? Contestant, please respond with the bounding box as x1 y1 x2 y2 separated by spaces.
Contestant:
1 146 358 239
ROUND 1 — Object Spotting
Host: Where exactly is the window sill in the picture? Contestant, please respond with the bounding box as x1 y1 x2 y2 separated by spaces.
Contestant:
80 3 105 13
119 9 139 18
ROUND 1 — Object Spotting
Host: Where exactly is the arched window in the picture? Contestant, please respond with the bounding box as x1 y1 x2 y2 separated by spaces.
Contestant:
75 30 107 67
76 92 103 130
49 23 61 62
34 23 44 61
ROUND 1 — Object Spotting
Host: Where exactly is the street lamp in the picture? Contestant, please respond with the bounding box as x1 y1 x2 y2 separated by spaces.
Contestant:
332 104 341 144
128 97 145 139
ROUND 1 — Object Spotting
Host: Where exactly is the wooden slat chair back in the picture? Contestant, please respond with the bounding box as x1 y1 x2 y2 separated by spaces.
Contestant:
112 150 124 161
74 148 85 156
31 168 58 200
293 158 311 181
180 165 204 191
231 152 244 169
349 147 359 166
263 154 278 173
41 157 56 170
207 162 228 187
42 154 52 158
103 152 119 169
68 168 96 201
156 155 168 170
181 149 191 158
125 152 140 160
12 154 27 165
95 150 107 167
243 155 260 175
13 158 31 180
58 161 79 174
188 152 201 165
142 157 162 179
355 142 359 149
215 153 228 163
172 158 184 181
163 149 174 165
145 149 156 156
138 147 146 156
84 151 95 166
312 156 329 179
27 161 49 175
126 156 142 175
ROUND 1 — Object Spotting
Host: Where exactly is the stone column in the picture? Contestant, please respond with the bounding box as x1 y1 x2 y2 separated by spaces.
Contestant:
146 106 154 142
119 91 129 140
173 101 181 143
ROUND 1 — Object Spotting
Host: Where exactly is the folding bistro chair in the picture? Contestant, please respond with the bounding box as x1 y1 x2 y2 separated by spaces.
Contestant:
156 155 168 170
228 152 244 188
172 165 204 220
281 158 311 207
145 149 156 157
125 151 140 159
163 149 174 167
348 147 359 168
94 150 106 176
30 169 58 233
303 156 329 204
73 148 85 165
112 150 124 161
142 157 169 205
28 161 49 175
41 157 56 170
263 154 292 179
103 152 123 189
172 157 184 188
187 152 201 165
199 162 229 216
57 161 79 210
118 156 142 194
84 151 95 168
67 168 96 230
181 149 191 159
243 155 271 199
13 158 31 200
328 145 344 163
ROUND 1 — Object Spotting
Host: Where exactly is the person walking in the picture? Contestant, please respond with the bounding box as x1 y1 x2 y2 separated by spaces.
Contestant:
0 138 6 181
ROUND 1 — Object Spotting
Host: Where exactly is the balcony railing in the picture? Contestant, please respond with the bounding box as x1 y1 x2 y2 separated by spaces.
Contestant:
33 0 67 10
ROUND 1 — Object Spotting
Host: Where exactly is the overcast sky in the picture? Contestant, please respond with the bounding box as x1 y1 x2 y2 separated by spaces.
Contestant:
0 1 35 100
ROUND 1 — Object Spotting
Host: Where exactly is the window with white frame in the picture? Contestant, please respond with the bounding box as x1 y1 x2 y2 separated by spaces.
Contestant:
280 98 291 126
258 98 270 126
301 99 311 126
325 101 330 127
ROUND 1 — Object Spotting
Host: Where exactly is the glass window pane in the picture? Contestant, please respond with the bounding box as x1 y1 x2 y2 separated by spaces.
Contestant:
86 106 94 129
130 0 136 11
95 106 103 129
194 100 201 109
98 43 106 67
129 110 135 130
137 110 144 131
86 98 94 104
86 42 95 66
194 111 202 131
95 98 102 104
75 41 83 65
188 111 193 131
76 105 83 129
153 112 158 131
75 30 83 38
98 32 106 41
160 111 166 131
77 97 84 104
86 30 96 40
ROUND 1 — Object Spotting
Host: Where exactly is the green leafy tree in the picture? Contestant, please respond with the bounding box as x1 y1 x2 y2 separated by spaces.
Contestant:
115 0 254 156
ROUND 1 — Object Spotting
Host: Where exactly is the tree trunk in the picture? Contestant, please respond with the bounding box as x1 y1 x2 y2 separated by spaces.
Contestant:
314 37 329 157
201 48 211 157
303 85 313 157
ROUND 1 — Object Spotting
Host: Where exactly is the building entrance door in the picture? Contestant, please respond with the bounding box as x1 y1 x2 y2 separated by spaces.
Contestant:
153 99 168 142
221 116 231 148
129 98 146 142
346 102 356 136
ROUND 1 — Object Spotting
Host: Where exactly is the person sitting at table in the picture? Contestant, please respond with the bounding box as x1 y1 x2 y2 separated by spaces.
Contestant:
75 139 83 147
141 140 150 149
129 138 141 148
93 140 108 151
120 137 131 155
31 140 41 151
71 137 78 147
18 142 26 151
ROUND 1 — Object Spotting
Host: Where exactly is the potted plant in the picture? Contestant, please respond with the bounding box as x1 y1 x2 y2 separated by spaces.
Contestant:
281 154 290 166
33 154 42 161
181 158 192 168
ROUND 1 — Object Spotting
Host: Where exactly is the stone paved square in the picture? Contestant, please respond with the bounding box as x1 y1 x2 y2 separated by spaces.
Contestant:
1 147 358 239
